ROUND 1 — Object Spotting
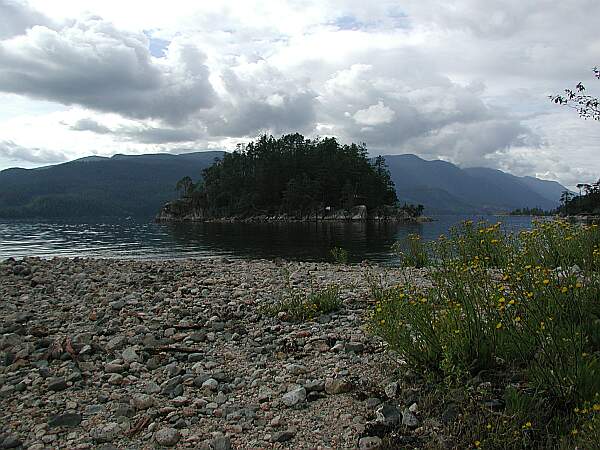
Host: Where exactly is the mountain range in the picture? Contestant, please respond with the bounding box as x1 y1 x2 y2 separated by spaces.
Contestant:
0 151 569 218
385 155 567 214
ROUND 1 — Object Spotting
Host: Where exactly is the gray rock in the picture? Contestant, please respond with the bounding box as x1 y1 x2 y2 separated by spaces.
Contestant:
210 435 232 450
375 404 401 426
47 377 67 391
324 378 352 394
271 430 295 442
402 408 419 428
202 378 219 391
154 428 181 447
282 386 306 406
1 435 22 449
122 347 139 363
109 300 125 310
345 341 364 353
359 436 382 449
48 412 82 428
90 422 120 443
384 382 398 399
105 363 125 374
131 393 154 410
108 374 123 385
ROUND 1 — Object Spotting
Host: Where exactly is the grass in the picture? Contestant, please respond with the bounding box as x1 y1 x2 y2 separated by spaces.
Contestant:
370 219 600 448
330 246 349 264
265 267 341 321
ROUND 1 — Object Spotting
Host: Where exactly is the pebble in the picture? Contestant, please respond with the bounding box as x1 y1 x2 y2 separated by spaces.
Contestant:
282 386 307 406
359 436 383 449
154 428 181 447
0 257 430 449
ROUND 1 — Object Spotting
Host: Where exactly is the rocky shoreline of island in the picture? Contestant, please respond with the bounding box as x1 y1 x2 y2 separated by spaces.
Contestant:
0 256 435 449
155 199 431 224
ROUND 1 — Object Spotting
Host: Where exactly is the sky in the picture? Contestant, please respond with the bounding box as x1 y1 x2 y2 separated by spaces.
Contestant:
0 0 599 188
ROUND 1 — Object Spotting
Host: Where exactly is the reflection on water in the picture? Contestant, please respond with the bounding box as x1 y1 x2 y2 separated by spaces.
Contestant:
0 215 534 263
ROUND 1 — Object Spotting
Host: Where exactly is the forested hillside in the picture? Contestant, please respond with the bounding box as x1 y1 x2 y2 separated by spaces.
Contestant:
0 152 223 218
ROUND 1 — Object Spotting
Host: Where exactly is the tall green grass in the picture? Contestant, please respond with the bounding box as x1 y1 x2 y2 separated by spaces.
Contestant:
370 219 600 448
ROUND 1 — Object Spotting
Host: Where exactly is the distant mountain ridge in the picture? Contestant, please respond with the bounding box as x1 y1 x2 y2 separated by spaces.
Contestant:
0 151 569 218
0 151 224 218
385 154 567 214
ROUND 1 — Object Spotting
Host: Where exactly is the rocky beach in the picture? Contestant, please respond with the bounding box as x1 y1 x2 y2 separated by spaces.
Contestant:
0 257 431 449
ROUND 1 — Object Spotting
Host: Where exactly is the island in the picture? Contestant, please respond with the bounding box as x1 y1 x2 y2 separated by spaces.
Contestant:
156 133 427 222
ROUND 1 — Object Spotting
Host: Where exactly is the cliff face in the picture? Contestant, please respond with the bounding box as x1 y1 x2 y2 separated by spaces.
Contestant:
155 201 422 222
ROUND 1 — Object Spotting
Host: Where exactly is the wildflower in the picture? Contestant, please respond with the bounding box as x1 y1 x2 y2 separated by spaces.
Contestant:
576 282 583 288
543 279 550 285
486 423 492 430
514 316 522 322
474 440 481 448
496 323 503 329
380 319 385 325
508 299 515 305
571 428 578 435
522 421 532 429
561 286 568 293
525 264 532 270
593 403 600 411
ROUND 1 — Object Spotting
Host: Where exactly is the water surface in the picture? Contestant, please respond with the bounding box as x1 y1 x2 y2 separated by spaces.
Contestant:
0 215 534 263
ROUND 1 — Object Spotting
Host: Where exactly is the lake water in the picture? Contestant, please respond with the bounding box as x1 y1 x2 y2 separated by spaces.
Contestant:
0 215 534 264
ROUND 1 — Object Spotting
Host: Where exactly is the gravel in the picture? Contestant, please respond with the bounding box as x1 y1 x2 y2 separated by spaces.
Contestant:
0 256 429 448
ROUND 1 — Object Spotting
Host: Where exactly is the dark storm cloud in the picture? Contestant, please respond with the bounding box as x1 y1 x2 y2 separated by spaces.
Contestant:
70 118 111 134
0 140 66 163
117 126 203 144
0 16 217 124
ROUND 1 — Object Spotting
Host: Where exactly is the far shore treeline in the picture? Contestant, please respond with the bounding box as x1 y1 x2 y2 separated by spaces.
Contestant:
172 133 417 219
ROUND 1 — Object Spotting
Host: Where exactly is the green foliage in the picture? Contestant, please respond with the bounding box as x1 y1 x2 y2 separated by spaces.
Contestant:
330 247 349 264
550 66 600 121
392 234 430 268
510 207 554 216
265 268 341 322
369 219 600 447
188 133 398 218
560 182 600 216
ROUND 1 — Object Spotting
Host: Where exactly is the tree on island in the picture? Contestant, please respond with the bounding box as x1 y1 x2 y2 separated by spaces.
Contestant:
174 133 406 219
175 176 195 198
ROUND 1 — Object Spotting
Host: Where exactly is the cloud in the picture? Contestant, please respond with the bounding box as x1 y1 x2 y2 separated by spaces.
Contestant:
0 16 216 124
0 0 54 39
0 140 66 163
70 118 111 134
353 101 395 125
200 63 318 137
116 126 203 144
69 117 203 143
0 1 599 189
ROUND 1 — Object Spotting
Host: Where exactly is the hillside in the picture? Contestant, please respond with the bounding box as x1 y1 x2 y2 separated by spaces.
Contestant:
0 152 224 218
386 155 566 213
0 151 570 218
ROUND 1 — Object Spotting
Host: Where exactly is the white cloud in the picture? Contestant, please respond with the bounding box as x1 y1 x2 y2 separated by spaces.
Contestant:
353 101 396 125
0 0 598 190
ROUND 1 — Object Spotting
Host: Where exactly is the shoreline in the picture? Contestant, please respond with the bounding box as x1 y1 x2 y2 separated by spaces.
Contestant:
0 256 429 449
